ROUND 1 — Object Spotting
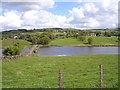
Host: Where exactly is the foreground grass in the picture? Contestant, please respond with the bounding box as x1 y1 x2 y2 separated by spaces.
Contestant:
2 55 118 88
0 39 32 48
49 36 118 46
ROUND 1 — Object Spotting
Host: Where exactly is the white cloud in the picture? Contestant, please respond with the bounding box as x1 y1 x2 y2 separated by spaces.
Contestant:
0 0 119 31
0 9 69 31
88 18 100 28
68 0 118 29
0 8 2 14
69 7 85 19
84 3 98 13
101 0 110 8
0 10 22 30
2 0 55 11
21 10 68 28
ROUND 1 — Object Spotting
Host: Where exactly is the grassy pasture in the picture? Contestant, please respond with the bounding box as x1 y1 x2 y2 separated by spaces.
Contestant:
49 36 118 46
2 54 118 88
0 39 31 49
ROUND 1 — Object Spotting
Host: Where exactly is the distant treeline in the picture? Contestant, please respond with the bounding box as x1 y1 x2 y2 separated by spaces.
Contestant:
1 28 119 34
1 28 119 40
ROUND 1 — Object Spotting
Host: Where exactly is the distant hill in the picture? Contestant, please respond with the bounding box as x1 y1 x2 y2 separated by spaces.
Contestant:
1 28 119 34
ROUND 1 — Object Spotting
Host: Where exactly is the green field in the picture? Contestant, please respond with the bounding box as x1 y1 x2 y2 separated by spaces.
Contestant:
0 39 32 48
0 36 118 48
49 36 118 46
49 38 82 46
2 55 118 88
92 36 118 45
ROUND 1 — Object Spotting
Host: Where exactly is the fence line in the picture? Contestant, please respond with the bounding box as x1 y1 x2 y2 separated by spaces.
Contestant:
0 55 23 60
2 61 104 88
57 65 104 88
59 69 62 90
100 64 103 88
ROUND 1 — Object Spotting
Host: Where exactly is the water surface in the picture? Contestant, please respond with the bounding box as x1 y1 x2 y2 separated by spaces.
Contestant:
21 47 30 55
37 46 119 56
0 48 2 56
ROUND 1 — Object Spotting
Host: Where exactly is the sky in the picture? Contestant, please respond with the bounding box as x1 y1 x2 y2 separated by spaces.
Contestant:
0 0 119 31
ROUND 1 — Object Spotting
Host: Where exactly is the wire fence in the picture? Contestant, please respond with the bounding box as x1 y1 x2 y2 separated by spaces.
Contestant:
3 64 104 88
0 55 23 60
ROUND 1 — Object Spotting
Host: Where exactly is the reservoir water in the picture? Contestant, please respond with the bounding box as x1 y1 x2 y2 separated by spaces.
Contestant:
0 48 2 56
37 46 119 56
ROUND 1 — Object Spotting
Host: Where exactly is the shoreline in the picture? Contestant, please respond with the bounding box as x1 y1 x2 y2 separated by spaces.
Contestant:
42 44 120 47
1 44 119 49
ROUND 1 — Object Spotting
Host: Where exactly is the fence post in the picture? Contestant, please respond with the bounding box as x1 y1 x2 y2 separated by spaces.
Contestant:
100 64 103 88
59 69 62 90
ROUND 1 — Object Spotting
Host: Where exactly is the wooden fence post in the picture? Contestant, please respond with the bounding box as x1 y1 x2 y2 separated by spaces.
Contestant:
59 69 62 90
100 64 103 88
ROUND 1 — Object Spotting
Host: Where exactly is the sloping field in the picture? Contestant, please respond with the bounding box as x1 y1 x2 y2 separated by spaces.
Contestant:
1 39 31 48
2 54 118 88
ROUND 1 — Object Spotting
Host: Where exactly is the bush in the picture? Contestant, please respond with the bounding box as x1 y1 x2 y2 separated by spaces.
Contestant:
78 36 86 41
118 37 120 41
3 43 21 56
39 36 50 45
31 36 38 45
3 46 20 56
88 37 93 44
23 33 53 45
40 32 55 40
104 32 111 37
